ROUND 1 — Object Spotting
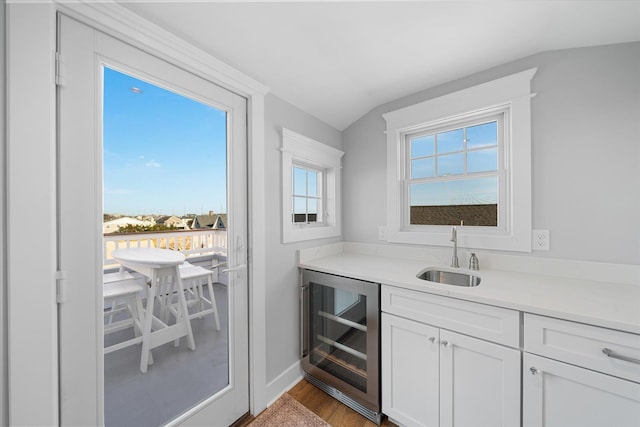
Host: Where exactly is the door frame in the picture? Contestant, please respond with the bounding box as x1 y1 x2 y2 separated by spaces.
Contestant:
5 2 268 425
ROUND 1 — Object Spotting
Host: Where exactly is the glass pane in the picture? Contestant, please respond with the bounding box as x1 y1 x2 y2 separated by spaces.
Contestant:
103 67 230 426
437 128 464 154
293 196 307 222
307 198 318 222
409 176 498 226
307 198 317 214
467 147 498 173
466 121 497 149
411 158 435 179
437 152 464 176
307 170 318 197
309 282 367 392
411 135 435 158
293 167 307 196
293 196 307 214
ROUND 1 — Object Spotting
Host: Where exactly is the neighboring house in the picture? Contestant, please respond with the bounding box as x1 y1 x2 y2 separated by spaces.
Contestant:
156 215 189 229
192 213 227 230
102 216 153 234
184 218 195 229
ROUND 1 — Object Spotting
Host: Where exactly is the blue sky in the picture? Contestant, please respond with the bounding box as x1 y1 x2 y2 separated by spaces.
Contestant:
409 121 499 206
103 67 227 216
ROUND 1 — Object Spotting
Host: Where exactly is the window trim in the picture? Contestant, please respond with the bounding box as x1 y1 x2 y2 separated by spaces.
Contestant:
281 128 344 243
383 68 536 252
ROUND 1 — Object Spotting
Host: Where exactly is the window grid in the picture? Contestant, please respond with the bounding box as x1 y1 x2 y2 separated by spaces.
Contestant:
409 120 499 180
404 112 505 227
292 165 323 224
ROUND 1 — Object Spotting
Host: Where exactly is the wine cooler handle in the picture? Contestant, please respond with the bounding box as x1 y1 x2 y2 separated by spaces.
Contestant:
300 284 309 358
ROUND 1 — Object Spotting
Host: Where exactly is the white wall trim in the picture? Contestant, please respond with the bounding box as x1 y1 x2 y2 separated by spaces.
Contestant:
264 360 303 407
248 95 268 415
6 3 59 425
55 0 268 98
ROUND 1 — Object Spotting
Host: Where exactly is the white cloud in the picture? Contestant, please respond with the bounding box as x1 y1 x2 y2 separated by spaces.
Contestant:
146 160 161 168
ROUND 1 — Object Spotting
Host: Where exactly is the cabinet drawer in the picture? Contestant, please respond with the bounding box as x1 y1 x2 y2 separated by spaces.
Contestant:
524 313 640 383
381 285 520 347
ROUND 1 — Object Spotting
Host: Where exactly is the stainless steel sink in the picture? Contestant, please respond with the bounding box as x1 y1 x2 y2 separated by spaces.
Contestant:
417 269 481 287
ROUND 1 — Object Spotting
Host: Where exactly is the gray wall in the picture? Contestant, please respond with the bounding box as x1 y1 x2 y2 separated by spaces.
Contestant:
342 42 640 265
263 93 342 384
1 0 7 424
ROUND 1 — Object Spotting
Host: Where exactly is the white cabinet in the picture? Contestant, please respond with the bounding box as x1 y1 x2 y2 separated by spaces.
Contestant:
523 315 640 427
382 313 439 427
523 353 640 427
439 329 520 427
382 287 521 427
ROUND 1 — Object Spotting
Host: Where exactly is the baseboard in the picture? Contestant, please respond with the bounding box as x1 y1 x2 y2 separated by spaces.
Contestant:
265 360 303 407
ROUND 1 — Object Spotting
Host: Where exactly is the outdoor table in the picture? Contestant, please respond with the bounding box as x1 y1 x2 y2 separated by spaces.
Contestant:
111 247 195 372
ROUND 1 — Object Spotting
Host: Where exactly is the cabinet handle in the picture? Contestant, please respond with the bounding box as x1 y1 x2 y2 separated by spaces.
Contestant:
300 284 309 358
428 337 437 344
602 348 640 365
529 367 539 375
441 340 449 348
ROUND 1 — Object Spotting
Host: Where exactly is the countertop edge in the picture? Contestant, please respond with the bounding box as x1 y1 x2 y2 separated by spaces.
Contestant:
299 252 640 336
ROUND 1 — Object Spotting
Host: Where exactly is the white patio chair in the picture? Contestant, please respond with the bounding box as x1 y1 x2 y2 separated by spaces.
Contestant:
103 270 147 355
159 262 222 340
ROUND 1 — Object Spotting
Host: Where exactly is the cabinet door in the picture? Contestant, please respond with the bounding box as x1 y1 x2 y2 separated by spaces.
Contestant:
382 313 439 427
439 330 521 427
523 353 640 427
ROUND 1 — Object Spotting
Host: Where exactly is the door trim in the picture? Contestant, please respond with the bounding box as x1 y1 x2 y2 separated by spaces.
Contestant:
6 2 269 424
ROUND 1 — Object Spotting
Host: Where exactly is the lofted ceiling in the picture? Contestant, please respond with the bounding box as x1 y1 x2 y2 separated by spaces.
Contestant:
121 1 640 130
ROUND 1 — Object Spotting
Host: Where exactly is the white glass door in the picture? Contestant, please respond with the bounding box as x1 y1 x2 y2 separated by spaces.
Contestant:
57 14 248 426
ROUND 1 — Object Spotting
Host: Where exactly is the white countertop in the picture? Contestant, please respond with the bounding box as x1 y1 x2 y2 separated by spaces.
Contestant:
299 243 640 335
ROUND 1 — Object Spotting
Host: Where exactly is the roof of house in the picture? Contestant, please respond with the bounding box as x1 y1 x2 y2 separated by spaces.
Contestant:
156 215 181 224
410 204 497 227
193 214 226 230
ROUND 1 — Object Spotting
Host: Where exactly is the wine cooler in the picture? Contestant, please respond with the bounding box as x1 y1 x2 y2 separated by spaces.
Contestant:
300 269 381 424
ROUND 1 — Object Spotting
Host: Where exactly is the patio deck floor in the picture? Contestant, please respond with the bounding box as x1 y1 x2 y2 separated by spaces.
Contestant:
104 283 229 427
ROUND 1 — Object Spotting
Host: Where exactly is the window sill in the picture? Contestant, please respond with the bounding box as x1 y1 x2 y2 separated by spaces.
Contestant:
283 224 341 244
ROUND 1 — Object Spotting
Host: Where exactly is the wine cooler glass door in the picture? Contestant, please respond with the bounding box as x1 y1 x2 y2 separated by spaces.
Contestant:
301 270 380 414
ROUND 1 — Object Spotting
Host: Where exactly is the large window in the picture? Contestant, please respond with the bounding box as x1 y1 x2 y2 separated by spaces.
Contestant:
384 69 536 252
281 128 343 243
407 109 505 227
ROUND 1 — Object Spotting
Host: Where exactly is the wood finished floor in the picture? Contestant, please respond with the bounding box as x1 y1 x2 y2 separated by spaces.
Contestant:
234 379 397 427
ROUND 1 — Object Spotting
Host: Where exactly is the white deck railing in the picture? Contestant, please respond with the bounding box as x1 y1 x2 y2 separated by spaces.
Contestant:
104 229 227 270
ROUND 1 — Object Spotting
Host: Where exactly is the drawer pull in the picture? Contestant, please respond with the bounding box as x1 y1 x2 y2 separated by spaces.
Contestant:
602 348 640 365
529 367 539 375
428 337 438 344
441 340 450 348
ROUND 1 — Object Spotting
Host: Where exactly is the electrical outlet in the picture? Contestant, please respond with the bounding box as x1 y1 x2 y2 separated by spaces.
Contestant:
378 226 387 240
532 229 550 251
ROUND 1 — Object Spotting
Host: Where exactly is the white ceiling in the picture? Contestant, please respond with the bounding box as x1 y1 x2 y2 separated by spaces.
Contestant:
122 1 640 130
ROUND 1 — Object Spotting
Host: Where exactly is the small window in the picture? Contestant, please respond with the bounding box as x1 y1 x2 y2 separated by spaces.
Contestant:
281 129 343 243
292 165 323 224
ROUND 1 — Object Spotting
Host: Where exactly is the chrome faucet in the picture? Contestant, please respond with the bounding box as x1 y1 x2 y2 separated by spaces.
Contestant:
469 253 479 271
450 226 459 268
